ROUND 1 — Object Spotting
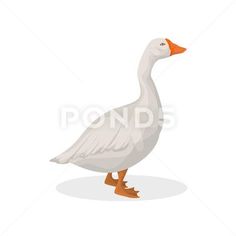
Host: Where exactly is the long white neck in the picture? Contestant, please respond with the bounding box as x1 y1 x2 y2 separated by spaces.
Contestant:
137 50 160 106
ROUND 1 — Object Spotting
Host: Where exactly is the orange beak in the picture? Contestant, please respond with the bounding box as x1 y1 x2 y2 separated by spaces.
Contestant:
166 38 186 56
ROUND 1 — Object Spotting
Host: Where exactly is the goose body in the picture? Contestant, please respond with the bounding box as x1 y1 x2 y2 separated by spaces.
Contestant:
53 92 163 172
51 38 186 198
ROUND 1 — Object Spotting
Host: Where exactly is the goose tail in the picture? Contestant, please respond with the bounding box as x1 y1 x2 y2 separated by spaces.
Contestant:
50 151 73 164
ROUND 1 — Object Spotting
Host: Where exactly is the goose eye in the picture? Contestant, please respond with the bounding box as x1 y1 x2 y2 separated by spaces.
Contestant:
160 43 166 46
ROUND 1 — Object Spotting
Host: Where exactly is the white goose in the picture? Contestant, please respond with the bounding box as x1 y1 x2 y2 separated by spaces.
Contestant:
51 38 186 198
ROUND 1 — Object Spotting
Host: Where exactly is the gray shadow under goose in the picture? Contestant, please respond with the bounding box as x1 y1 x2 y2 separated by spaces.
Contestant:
56 175 187 201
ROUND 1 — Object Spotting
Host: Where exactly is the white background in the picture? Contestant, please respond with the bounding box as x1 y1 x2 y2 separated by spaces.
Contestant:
0 0 236 235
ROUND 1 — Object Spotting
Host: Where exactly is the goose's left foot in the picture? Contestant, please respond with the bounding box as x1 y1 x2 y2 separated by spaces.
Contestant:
125 187 139 195
105 172 128 188
114 169 140 198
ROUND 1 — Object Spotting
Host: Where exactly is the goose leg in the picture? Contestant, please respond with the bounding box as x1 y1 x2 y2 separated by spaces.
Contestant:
114 169 139 198
104 172 127 188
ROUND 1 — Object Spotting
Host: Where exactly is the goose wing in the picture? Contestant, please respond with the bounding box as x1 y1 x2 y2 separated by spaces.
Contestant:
51 111 136 163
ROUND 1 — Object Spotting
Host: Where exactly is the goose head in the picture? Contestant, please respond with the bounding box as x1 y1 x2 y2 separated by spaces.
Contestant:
147 38 186 60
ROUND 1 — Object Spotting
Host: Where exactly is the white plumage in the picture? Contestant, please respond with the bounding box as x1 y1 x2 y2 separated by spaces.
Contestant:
51 38 185 173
